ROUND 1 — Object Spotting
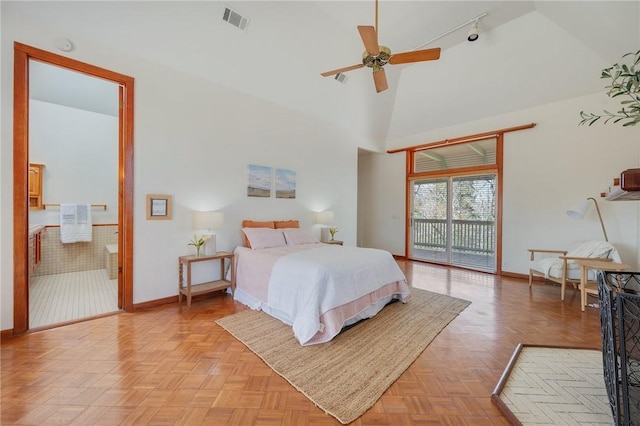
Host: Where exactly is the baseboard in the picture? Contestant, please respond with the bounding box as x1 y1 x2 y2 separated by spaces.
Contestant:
1 328 15 340
133 290 228 310
133 295 177 310
500 271 539 282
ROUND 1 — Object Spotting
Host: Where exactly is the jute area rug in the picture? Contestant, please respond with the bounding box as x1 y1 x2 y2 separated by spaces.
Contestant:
216 288 470 424
492 344 612 425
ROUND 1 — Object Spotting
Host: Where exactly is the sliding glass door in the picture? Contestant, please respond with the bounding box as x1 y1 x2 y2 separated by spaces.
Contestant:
410 174 497 272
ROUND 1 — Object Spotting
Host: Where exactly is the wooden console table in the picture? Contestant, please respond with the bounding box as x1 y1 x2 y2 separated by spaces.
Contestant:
178 252 235 309
575 259 629 311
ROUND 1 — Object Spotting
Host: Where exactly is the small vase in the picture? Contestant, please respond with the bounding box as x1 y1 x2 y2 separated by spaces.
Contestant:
195 246 202 257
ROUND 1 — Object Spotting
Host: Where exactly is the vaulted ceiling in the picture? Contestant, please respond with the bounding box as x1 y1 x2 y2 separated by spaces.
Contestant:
20 1 640 151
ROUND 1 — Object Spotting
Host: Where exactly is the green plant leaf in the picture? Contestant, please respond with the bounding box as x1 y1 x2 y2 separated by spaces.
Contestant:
579 50 640 127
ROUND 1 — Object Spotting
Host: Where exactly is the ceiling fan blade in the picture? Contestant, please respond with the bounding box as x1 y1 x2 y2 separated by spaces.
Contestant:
389 47 441 65
357 25 380 56
373 68 388 93
320 64 365 77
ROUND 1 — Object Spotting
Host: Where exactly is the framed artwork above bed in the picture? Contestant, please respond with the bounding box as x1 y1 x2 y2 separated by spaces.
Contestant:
246 165 297 198
247 164 271 197
275 168 295 199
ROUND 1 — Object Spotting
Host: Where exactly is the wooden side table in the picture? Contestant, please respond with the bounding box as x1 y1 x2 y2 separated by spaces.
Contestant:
575 259 629 311
324 240 343 245
178 252 235 309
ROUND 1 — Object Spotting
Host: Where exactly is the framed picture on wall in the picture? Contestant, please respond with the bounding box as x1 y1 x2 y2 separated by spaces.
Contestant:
276 168 296 199
146 194 172 220
247 164 272 197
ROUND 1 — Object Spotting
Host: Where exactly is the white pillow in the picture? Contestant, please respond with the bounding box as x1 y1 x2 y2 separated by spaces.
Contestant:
242 228 287 249
282 228 319 245
567 241 613 259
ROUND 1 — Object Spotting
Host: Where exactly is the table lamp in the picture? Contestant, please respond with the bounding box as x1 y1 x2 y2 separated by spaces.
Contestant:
314 210 334 243
192 211 224 255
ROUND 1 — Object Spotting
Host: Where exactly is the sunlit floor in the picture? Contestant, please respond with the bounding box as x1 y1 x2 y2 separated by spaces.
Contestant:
29 269 119 328
3 260 605 425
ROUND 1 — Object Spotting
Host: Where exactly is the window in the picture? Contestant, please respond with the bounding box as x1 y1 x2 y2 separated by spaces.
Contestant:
408 136 500 273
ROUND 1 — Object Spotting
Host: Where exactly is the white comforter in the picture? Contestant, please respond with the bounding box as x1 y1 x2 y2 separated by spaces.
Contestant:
233 243 410 345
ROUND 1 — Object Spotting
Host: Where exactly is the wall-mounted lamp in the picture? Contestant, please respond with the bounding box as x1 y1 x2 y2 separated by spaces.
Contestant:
314 211 334 242
192 211 224 255
566 197 608 242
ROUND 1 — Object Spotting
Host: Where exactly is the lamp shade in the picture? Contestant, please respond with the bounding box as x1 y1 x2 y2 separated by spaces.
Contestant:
314 211 334 225
566 199 592 220
192 211 224 230
566 197 608 242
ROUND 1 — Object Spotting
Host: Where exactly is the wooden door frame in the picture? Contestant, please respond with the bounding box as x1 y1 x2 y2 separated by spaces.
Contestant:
12 42 134 334
404 136 503 274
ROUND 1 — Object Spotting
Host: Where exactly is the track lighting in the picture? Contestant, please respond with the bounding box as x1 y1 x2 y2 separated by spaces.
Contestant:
412 12 487 50
467 20 479 42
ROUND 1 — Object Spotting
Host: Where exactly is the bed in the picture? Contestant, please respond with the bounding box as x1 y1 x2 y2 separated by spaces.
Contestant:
232 220 411 346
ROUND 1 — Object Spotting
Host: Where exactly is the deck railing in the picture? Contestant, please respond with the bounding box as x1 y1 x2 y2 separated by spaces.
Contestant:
413 218 495 255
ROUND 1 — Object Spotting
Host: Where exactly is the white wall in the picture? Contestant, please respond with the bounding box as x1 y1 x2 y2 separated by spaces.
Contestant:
360 92 640 274
2 2 639 332
29 100 119 225
1 10 359 330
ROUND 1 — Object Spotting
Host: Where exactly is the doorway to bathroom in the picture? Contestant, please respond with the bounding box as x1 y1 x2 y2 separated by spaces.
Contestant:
29 61 119 327
13 42 135 334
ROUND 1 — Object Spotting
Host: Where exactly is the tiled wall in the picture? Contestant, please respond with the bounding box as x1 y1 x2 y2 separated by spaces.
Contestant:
36 225 118 276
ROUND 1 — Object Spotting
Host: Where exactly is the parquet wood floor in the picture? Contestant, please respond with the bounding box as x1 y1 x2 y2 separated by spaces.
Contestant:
1 260 602 425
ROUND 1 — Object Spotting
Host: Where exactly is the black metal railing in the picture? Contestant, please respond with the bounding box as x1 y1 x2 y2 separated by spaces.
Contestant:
598 271 640 426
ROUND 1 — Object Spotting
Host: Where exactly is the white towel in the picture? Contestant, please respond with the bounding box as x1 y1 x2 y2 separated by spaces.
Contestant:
60 204 93 243
60 204 78 243
75 204 92 242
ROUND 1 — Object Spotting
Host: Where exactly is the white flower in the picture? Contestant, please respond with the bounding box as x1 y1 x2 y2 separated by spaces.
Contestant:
187 234 207 248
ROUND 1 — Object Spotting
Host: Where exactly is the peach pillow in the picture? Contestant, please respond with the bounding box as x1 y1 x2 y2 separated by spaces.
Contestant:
275 220 299 229
242 220 275 229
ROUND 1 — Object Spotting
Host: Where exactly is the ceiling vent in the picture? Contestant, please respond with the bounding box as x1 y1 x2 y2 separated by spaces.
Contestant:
334 73 347 84
222 6 250 32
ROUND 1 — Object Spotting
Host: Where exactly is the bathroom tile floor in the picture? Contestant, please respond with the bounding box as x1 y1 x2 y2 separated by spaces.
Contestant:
29 269 119 328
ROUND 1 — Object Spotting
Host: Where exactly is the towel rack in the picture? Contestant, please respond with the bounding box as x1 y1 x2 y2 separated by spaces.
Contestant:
43 203 107 211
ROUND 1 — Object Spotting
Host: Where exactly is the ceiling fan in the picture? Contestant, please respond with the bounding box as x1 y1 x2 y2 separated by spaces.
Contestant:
320 0 441 93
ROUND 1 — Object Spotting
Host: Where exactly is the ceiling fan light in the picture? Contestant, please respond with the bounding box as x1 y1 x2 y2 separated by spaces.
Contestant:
467 20 479 42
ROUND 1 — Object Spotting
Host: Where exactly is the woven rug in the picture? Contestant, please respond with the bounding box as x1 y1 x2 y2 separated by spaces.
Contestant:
492 345 612 425
216 288 470 424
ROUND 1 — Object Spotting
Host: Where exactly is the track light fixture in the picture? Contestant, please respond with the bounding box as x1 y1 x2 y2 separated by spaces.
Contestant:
412 12 487 50
467 19 479 42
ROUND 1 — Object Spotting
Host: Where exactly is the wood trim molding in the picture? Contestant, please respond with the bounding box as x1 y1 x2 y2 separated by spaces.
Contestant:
399 123 538 276
12 42 135 335
386 122 536 154
1 328 16 340
13 47 30 334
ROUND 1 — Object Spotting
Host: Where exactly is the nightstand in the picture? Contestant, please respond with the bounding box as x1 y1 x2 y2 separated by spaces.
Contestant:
324 240 343 245
178 252 235 309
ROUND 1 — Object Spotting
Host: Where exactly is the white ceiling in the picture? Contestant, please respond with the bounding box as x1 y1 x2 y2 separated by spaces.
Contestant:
22 1 640 149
